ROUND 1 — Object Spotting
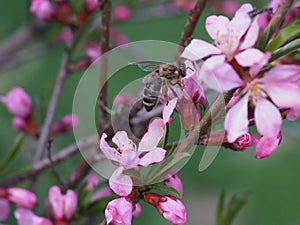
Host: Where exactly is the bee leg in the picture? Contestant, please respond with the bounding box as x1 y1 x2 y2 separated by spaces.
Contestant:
162 80 169 104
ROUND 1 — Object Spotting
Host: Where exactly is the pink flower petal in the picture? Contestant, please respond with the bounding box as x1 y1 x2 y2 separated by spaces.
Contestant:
225 94 249 142
263 83 300 109
158 197 187 225
48 186 64 221
133 203 142 218
249 52 271 77
112 131 133 150
164 173 183 197
105 197 133 225
109 167 133 196
205 15 229 40
235 3 254 14
162 98 178 123
0 199 9 221
100 133 118 162
254 98 282 137
240 17 260 50
139 147 166 167
262 65 300 83
235 48 265 67
119 149 140 169
63 190 77 221
203 60 244 93
181 39 221 61
91 186 113 202
255 136 281 159
229 9 252 44
14 209 53 225
7 187 37 209
287 107 300 121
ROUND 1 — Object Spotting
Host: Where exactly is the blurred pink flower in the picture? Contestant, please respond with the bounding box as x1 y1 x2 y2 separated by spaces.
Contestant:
50 114 79 135
86 41 101 62
182 4 262 67
14 209 53 225
12 117 27 133
85 0 99 13
0 199 9 221
100 118 166 196
172 0 195 12
48 186 77 222
164 173 183 197
111 28 129 46
85 174 99 191
105 197 133 225
90 186 113 202
113 95 134 107
1 87 32 118
58 28 73 43
157 196 187 225
30 0 56 21
113 5 131 21
218 1 239 16
7 187 37 209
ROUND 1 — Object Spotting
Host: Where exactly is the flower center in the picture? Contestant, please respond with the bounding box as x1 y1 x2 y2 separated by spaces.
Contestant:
115 139 137 156
246 80 268 104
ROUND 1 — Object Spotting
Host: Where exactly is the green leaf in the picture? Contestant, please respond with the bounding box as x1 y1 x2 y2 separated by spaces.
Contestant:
270 39 300 62
149 184 181 199
122 168 140 179
224 192 249 225
216 190 226 225
0 134 25 175
267 19 300 52
161 123 169 149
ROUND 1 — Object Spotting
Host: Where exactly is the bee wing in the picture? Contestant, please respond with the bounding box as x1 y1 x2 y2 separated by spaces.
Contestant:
129 61 162 72
142 73 159 84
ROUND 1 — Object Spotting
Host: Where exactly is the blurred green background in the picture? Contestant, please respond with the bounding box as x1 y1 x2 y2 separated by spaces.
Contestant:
1 0 300 225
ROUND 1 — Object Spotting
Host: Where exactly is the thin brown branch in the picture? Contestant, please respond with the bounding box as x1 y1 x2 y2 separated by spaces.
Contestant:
176 0 207 59
0 135 98 187
98 0 112 133
34 31 78 163
263 0 295 48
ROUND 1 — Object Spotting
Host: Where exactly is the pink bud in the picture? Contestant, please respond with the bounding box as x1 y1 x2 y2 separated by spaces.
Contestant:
132 203 142 218
182 76 207 108
111 28 129 46
157 196 187 225
14 208 53 225
90 186 113 202
1 87 32 118
7 187 37 209
85 174 100 191
12 117 27 132
105 197 133 225
0 199 9 221
85 0 99 14
86 41 101 61
48 186 77 222
58 28 73 43
113 5 131 21
30 0 56 21
51 114 79 135
164 173 183 197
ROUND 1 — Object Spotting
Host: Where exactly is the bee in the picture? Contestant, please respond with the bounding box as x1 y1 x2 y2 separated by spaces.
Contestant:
130 61 186 112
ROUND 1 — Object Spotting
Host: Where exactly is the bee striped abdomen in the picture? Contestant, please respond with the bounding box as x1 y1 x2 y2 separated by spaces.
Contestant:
143 78 162 112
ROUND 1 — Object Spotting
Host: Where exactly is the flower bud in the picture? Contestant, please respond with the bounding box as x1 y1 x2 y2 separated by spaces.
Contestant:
1 87 32 118
90 186 113 202
48 186 77 222
132 203 142 218
164 173 183 197
157 196 187 225
85 174 100 191
14 208 53 225
255 135 281 159
7 187 37 209
50 114 79 135
85 0 99 14
105 197 133 225
0 199 9 221
30 0 56 21
113 5 131 21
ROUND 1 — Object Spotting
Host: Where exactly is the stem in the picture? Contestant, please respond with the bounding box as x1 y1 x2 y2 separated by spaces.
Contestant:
176 0 207 59
262 0 295 49
0 135 98 187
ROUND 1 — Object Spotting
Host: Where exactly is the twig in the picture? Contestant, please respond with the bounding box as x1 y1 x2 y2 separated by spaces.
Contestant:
0 135 98 187
176 0 207 59
98 0 112 133
262 0 295 49
34 31 78 163
47 138 67 191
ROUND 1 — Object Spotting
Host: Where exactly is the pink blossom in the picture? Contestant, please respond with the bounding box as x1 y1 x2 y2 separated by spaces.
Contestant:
255 135 281 159
0 199 9 221
90 186 113 202
164 173 183 197
113 5 131 21
111 28 129 46
1 87 32 118
100 118 166 196
105 197 133 225
157 196 187 225
85 174 100 191
12 117 27 132
7 187 37 209
86 41 101 61
182 4 262 67
14 209 53 225
50 114 79 135
85 0 99 13
48 186 77 222
163 98 178 123
172 0 195 12
30 0 56 21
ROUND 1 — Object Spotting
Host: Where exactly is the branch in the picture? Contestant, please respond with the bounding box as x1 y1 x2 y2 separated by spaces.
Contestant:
34 30 79 163
0 135 98 187
176 0 207 58
262 0 295 49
